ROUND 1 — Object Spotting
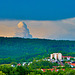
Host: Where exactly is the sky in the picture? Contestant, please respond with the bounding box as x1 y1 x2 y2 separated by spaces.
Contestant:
0 0 75 40
0 0 75 20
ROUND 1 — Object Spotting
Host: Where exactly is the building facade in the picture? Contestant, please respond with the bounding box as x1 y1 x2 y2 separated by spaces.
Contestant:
50 53 62 60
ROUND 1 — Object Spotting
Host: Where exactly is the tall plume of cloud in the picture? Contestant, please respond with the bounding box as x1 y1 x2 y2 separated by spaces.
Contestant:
15 22 32 38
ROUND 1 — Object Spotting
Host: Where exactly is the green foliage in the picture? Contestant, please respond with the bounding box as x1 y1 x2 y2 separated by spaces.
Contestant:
29 60 58 69
0 65 31 75
0 65 75 75
10 62 17 65
45 70 52 75
64 63 70 68
0 71 6 75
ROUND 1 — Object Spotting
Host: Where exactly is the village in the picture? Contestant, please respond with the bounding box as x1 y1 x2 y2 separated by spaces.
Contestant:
11 53 75 72
41 53 75 72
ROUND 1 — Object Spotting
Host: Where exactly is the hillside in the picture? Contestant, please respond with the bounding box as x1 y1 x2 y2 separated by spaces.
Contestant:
0 37 75 63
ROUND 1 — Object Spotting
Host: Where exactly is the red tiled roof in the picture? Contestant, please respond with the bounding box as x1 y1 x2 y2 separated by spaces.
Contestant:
62 69 65 71
65 62 71 64
48 69 54 71
62 56 72 58
41 69 46 72
53 66 58 68
72 68 75 70
17 64 21 66
41 68 75 72
71 63 75 66
55 69 59 72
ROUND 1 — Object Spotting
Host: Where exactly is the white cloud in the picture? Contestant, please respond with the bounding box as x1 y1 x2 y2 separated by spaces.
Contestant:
62 18 75 26
0 17 75 40
15 22 32 38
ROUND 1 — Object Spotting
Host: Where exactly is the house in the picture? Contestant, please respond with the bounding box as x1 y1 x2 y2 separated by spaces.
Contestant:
17 63 21 66
74 57 75 59
41 69 54 72
22 62 26 66
55 69 65 72
65 62 71 64
28 62 32 65
70 62 75 68
11 65 15 67
48 69 54 72
43 59 50 61
53 66 58 68
72 68 75 70
41 69 46 72
62 56 73 60
55 69 59 72
41 68 66 72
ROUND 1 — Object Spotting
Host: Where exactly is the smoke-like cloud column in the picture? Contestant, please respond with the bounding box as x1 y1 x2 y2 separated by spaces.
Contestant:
15 22 32 38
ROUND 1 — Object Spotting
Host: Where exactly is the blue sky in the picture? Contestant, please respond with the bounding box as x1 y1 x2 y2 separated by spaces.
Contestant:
0 0 75 40
0 0 75 20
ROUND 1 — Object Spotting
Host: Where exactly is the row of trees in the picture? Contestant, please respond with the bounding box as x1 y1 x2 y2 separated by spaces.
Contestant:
0 65 75 75
29 59 58 69
0 59 75 75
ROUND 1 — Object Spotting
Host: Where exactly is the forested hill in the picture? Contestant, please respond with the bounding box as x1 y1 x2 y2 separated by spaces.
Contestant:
0 37 75 62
